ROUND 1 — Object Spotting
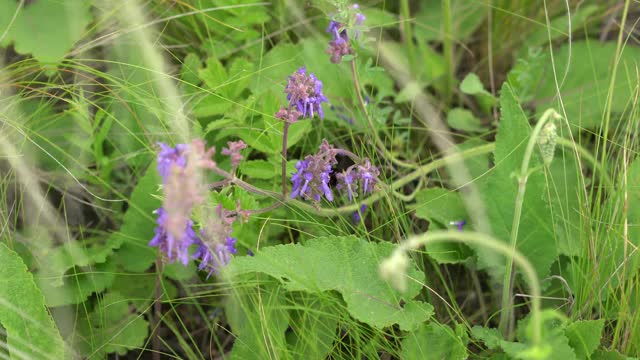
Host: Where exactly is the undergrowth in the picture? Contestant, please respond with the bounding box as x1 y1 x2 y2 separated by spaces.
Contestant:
0 0 639 359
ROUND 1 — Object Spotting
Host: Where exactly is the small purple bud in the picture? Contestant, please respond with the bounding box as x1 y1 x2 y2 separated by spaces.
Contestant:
450 220 467 231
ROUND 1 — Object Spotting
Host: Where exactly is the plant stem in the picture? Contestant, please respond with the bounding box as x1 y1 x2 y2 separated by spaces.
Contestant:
498 108 560 338
399 0 416 73
442 0 454 104
393 230 542 347
350 59 417 169
281 121 291 196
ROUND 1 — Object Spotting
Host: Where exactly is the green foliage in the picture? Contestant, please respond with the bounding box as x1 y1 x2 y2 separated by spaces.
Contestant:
228 236 434 330
110 163 161 273
0 243 65 359
413 188 472 263
401 323 467 359
527 41 640 130
477 84 556 281
0 0 92 63
70 291 149 358
564 319 605 359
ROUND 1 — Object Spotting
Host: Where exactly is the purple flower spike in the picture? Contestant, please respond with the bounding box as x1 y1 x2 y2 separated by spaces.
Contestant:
290 140 338 202
285 67 328 119
157 142 188 183
221 140 247 167
149 207 199 265
194 236 238 279
337 169 357 202
275 107 303 123
357 160 380 195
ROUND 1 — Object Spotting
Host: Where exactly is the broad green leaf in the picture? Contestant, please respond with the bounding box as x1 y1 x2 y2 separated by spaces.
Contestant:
72 292 149 358
364 8 397 28
472 326 504 350
414 188 467 225
227 282 290 360
478 84 556 281
0 243 64 359
401 323 467 360
110 273 177 310
111 163 161 273
2 0 92 63
521 5 598 50
39 237 120 287
564 319 604 359
415 0 486 42
228 236 433 330
447 108 485 133
240 160 278 179
37 260 115 307
181 53 202 86
592 349 637 360
413 188 472 263
530 41 640 130
286 295 338 360
199 55 229 94
547 149 584 256
285 119 313 149
461 73 494 98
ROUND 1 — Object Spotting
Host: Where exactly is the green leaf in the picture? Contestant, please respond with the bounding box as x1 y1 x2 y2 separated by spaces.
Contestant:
227 282 290 360
2 0 92 63
181 53 202 89
592 349 637 360
478 84 556 281
461 73 494 98
415 0 486 42
401 323 467 360
240 160 278 179
0 243 64 359
529 41 640 130
286 295 338 360
447 108 485 132
72 292 149 358
413 188 472 263
547 150 584 256
472 326 504 350
37 260 116 307
111 163 161 273
228 236 433 330
200 55 229 93
564 319 604 359
286 120 312 149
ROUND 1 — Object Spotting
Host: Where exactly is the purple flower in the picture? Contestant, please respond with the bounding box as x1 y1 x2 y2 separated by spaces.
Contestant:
284 67 328 119
149 207 199 265
221 140 247 167
193 236 238 279
325 4 366 63
157 142 188 182
358 160 379 195
290 140 338 202
353 204 367 223
275 107 303 123
336 159 380 201
450 220 467 231
336 169 357 202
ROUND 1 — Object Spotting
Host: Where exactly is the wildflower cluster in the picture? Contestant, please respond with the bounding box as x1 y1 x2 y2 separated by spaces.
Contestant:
280 67 329 120
326 4 366 63
290 139 380 204
335 159 380 202
149 140 247 277
291 140 338 201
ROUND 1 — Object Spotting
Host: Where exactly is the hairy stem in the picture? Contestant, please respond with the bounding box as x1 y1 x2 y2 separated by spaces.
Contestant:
442 0 454 104
498 108 560 338
399 0 416 73
281 121 291 196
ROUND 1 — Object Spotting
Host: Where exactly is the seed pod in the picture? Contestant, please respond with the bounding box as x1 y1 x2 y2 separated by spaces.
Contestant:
537 121 558 167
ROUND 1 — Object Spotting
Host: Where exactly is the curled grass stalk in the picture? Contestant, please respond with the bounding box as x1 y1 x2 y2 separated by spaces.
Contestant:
386 230 543 348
